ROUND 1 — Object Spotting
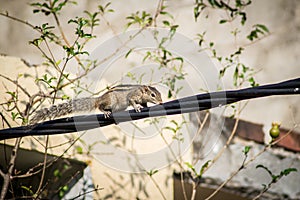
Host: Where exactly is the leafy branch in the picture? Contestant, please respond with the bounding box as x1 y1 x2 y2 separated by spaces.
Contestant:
253 165 297 200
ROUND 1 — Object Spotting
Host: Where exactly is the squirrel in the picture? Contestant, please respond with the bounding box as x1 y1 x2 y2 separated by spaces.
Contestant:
30 84 163 124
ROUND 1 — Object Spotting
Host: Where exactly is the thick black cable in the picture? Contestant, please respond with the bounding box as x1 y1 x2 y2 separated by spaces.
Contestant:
0 78 299 140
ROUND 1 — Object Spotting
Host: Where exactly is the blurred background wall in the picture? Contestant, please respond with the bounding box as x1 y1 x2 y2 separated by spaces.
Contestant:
1 0 300 199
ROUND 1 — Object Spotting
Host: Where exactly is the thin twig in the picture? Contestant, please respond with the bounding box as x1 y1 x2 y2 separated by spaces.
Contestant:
189 114 211 200
0 74 31 98
68 187 104 200
148 175 167 200
0 12 62 47
0 112 11 128
203 116 240 174
14 132 85 179
0 12 36 29
153 0 164 27
34 135 49 199
0 169 4 179
52 5 71 48
0 138 22 200
205 124 298 200
192 111 210 165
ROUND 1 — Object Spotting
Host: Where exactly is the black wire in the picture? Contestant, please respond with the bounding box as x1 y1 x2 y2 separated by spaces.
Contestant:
1 78 300 140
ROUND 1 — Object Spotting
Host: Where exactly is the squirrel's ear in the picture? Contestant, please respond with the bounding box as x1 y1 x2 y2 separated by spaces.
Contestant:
141 85 149 92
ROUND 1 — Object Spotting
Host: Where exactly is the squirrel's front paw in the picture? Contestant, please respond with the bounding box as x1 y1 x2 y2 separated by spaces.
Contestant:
103 111 112 118
134 104 143 112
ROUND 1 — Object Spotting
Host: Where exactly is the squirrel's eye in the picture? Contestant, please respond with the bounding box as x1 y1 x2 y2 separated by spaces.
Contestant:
151 93 156 98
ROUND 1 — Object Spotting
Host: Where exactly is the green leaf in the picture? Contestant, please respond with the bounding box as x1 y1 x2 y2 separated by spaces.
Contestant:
170 120 179 127
126 72 135 80
168 89 172 98
219 19 227 24
63 164 70 170
162 20 170 26
11 112 19 120
53 169 61 177
219 68 225 78
248 77 259 87
98 2 114 14
185 162 193 169
256 164 273 177
147 169 158 176
164 126 177 133
76 146 83 154
199 160 210 176
233 66 239 86
59 190 65 198
185 162 198 176
280 168 297 176
256 24 269 33
32 9 40 13
21 186 34 195
6 91 17 99
125 48 133 58
194 6 200 21
62 185 69 191
208 0 216 7
239 12 247 25
61 94 70 100
243 146 251 155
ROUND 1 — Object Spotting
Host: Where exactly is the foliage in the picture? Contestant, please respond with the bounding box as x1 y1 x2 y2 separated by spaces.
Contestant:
255 164 297 198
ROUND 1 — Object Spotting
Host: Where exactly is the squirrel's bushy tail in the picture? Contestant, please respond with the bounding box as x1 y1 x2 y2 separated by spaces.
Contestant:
30 97 98 124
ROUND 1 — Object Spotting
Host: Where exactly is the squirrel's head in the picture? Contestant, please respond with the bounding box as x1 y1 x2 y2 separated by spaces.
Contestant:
142 85 163 104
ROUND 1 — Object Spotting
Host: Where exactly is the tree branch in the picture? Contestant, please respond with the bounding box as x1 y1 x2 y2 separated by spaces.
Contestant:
0 138 22 200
